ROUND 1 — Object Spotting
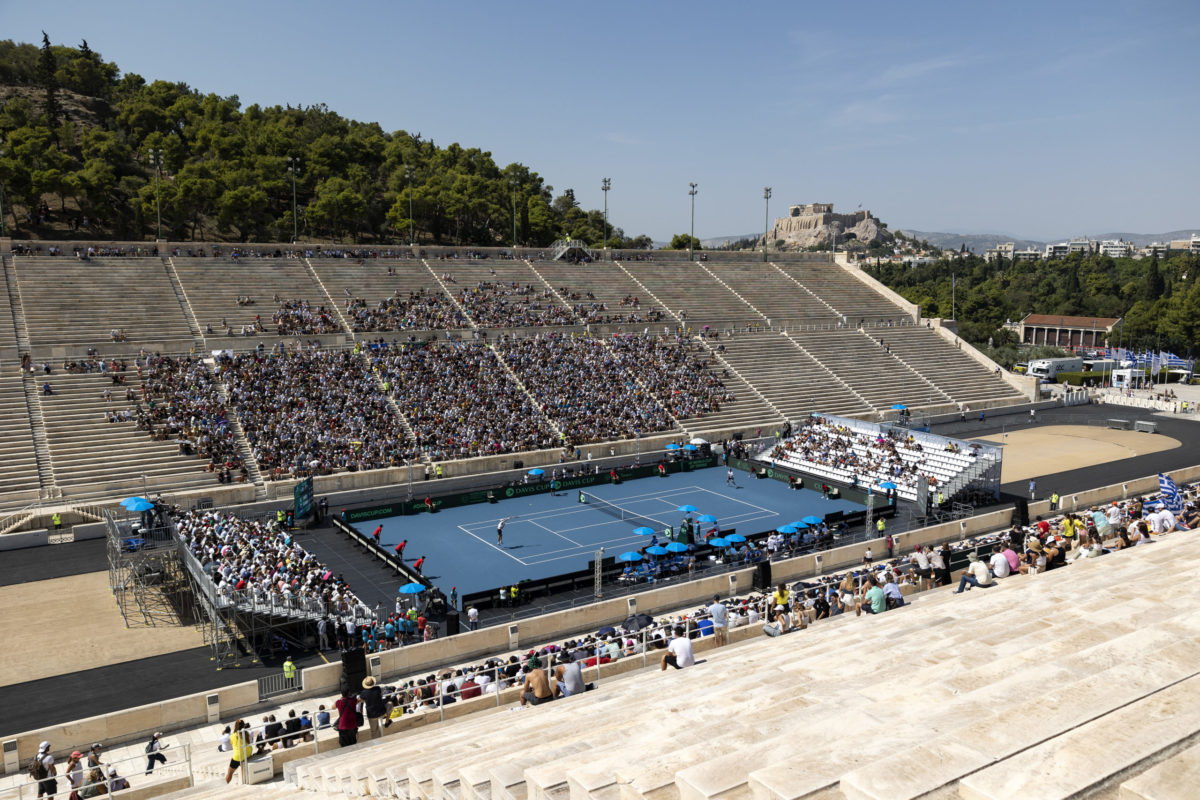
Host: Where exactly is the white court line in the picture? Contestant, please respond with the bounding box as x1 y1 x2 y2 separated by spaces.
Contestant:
528 517 581 546
455 525 530 565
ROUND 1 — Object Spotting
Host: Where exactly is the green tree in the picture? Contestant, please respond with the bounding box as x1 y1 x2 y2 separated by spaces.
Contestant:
668 234 701 251
37 32 62 134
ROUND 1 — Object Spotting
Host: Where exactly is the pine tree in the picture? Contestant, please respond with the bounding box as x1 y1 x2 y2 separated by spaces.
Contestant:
38 31 62 136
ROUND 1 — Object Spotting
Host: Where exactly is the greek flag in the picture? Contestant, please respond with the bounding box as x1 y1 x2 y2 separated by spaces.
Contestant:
1158 473 1184 514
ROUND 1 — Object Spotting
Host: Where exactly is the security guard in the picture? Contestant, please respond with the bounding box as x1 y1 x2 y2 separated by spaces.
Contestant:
282 656 297 687
52 512 62 531
1050 492 1060 511
876 517 886 536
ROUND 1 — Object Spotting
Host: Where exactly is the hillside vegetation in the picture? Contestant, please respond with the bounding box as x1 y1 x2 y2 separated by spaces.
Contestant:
868 251 1200 360
0 36 650 246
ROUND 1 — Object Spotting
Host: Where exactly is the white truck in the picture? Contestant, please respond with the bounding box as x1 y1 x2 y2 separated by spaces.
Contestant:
1027 357 1084 380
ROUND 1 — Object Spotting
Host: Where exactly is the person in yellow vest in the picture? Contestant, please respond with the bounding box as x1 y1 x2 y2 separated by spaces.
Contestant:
937 491 945 508
282 656 297 688
876 517 886 536
509 585 518 605
52 512 62 531
1050 492 1060 511
435 465 443 479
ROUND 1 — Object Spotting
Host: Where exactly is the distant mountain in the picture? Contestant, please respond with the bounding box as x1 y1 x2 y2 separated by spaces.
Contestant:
1084 230 1200 246
899 228 1200 253
699 234 757 248
897 230 1045 253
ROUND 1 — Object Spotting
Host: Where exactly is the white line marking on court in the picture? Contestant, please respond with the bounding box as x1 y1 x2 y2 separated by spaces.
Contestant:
455 525 528 565
528 518 581 546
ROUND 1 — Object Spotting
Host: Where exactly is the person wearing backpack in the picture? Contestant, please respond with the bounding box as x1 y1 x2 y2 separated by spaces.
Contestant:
144 732 168 774
30 740 56 798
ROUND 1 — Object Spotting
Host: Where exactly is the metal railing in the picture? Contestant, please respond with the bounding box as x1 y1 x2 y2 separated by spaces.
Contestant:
258 670 303 701
0 743 193 800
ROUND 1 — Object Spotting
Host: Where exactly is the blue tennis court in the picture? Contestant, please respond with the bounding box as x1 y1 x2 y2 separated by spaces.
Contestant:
364 467 864 598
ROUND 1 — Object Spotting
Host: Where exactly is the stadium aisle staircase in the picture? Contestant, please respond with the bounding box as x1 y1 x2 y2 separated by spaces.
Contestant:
774 257 909 324
876 325 1025 406
526 261 668 325
172 258 339 336
40 371 218 501
790 329 952 411
706 261 842 327
16 256 195 349
621 260 765 331
716 331 871 420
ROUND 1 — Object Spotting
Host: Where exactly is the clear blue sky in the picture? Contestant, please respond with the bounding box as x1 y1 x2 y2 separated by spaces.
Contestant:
4 0 1198 241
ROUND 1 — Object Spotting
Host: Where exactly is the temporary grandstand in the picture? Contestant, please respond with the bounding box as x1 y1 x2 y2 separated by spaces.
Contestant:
0 242 1028 523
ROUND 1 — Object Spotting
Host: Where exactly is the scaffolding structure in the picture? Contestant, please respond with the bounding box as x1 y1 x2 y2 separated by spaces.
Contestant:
174 530 320 670
106 510 194 629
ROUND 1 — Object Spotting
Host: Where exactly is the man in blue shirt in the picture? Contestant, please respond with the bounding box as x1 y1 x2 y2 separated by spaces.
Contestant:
707 594 729 646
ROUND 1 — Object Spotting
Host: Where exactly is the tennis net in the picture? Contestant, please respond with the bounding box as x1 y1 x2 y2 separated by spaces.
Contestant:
578 490 670 532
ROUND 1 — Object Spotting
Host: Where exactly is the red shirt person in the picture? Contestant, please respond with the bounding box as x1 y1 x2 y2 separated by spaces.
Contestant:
413 556 425 574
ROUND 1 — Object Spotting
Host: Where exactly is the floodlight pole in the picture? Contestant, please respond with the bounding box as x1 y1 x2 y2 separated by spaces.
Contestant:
148 148 164 240
287 157 301 243
602 177 611 252
0 135 6 237
405 166 415 247
762 187 772 263
510 178 519 251
688 182 698 260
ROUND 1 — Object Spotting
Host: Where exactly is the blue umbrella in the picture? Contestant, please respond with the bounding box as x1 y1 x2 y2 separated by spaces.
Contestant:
124 498 155 512
617 551 643 562
677 505 699 513
665 542 689 553
665 443 681 450
788 521 807 529
698 514 718 523
891 404 907 411
398 583 427 595
528 468 545 476
120 496 150 507
683 444 699 451
802 515 823 526
726 534 747 543
708 537 730 548
879 481 897 490
633 527 656 536
776 525 799 534
645 545 669 556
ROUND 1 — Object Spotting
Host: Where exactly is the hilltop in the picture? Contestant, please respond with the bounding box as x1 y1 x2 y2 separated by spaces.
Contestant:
0 36 650 247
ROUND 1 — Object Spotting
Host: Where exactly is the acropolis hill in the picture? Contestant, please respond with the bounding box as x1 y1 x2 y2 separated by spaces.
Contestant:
767 203 894 250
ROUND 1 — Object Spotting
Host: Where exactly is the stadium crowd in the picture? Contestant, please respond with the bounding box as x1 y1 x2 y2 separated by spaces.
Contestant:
176 508 370 617
455 282 576 327
371 341 559 459
221 349 418 478
139 354 248 482
272 299 343 336
767 416 975 496
345 289 469 332
499 332 734 444
557 289 667 325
